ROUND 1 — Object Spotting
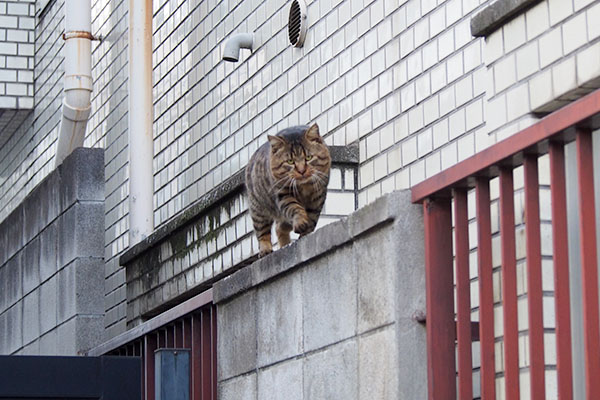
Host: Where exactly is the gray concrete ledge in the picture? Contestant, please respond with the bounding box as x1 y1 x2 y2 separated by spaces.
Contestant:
471 0 543 37
120 144 359 266
213 191 401 304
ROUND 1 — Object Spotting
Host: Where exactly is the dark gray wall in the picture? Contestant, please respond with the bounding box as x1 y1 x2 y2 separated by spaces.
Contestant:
0 148 105 355
213 190 427 400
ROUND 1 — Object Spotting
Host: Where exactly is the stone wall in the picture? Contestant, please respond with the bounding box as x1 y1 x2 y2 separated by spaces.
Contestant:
0 148 105 355
213 190 426 400
123 145 359 327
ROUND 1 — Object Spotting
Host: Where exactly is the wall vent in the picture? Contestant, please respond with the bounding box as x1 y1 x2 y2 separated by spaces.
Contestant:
288 0 307 47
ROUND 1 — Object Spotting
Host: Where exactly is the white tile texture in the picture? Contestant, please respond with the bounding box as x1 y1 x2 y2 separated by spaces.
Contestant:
0 0 595 371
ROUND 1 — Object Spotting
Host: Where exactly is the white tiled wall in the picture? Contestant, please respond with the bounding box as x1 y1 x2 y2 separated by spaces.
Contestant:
484 0 600 140
0 0 35 109
0 0 597 370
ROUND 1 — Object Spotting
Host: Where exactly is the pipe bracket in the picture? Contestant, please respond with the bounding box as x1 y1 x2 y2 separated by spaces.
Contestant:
63 31 101 41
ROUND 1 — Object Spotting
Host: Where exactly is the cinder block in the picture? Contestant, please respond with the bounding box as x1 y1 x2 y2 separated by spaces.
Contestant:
22 237 40 295
22 289 40 346
0 312 6 353
217 290 257 380
359 328 399 399
257 274 303 367
57 261 76 324
58 202 104 267
219 373 257 400
5 253 22 308
302 249 357 352
75 315 104 354
40 275 57 335
257 359 302 400
19 339 40 355
22 185 42 243
59 148 105 209
39 329 58 355
56 318 77 355
39 223 58 282
6 302 23 353
0 266 6 313
356 226 396 333
5 209 24 261
304 340 358 400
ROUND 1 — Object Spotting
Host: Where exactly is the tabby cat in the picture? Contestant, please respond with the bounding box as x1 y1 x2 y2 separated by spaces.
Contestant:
245 123 331 257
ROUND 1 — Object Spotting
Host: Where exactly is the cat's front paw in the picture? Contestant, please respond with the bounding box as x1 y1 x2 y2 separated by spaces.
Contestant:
259 248 273 257
293 216 313 235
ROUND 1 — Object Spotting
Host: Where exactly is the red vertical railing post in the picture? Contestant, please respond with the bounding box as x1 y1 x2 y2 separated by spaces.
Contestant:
576 128 600 399
549 141 573 399
423 197 456 400
499 168 520 399
201 308 215 400
454 189 473 400
144 334 157 400
476 177 496 400
192 313 202 400
524 154 546 399
211 307 217 399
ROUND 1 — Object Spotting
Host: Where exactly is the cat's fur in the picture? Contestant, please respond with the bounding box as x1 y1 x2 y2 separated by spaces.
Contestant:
245 123 331 257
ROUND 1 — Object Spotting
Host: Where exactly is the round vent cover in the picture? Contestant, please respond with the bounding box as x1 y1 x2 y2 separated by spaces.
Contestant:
288 0 307 47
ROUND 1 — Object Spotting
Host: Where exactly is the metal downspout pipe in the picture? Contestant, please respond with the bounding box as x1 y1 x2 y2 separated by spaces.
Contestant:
55 0 93 167
128 0 154 243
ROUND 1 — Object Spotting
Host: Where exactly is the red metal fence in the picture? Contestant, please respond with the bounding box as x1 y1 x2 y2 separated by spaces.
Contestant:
89 290 217 400
412 89 600 399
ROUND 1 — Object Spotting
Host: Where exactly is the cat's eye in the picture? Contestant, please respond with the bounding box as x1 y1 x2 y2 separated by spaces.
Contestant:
287 159 294 164
305 155 313 161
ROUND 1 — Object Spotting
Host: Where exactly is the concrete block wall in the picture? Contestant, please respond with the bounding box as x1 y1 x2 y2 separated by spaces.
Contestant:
124 152 358 327
0 148 105 356
213 190 426 400
0 0 595 352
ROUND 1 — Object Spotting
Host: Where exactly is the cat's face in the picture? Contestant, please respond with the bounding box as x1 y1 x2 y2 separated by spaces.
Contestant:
268 124 330 185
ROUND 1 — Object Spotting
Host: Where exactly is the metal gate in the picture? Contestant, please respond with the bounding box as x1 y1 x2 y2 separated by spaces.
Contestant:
89 289 217 400
0 355 141 399
412 89 600 399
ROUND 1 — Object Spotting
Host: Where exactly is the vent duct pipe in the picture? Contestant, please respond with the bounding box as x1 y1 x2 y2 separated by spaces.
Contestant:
128 0 154 243
55 0 93 167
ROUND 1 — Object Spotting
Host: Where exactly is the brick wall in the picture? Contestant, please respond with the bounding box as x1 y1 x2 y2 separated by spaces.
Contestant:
0 0 597 359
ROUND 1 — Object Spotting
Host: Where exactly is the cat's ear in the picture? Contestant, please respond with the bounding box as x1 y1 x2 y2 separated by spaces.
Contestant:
304 123 323 144
268 135 286 152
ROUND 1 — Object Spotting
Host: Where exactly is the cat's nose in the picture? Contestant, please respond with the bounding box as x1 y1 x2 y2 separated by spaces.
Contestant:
296 166 306 175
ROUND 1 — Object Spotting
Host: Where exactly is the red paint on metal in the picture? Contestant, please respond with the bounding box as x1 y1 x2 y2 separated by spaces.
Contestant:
201 309 214 400
192 313 202 400
184 317 192 348
166 327 175 348
211 308 218 399
175 321 183 348
454 189 473 400
476 178 496 400
423 199 456 400
144 334 156 400
412 89 600 203
549 141 573 399
576 128 600 399
499 168 520 399
524 155 546 399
